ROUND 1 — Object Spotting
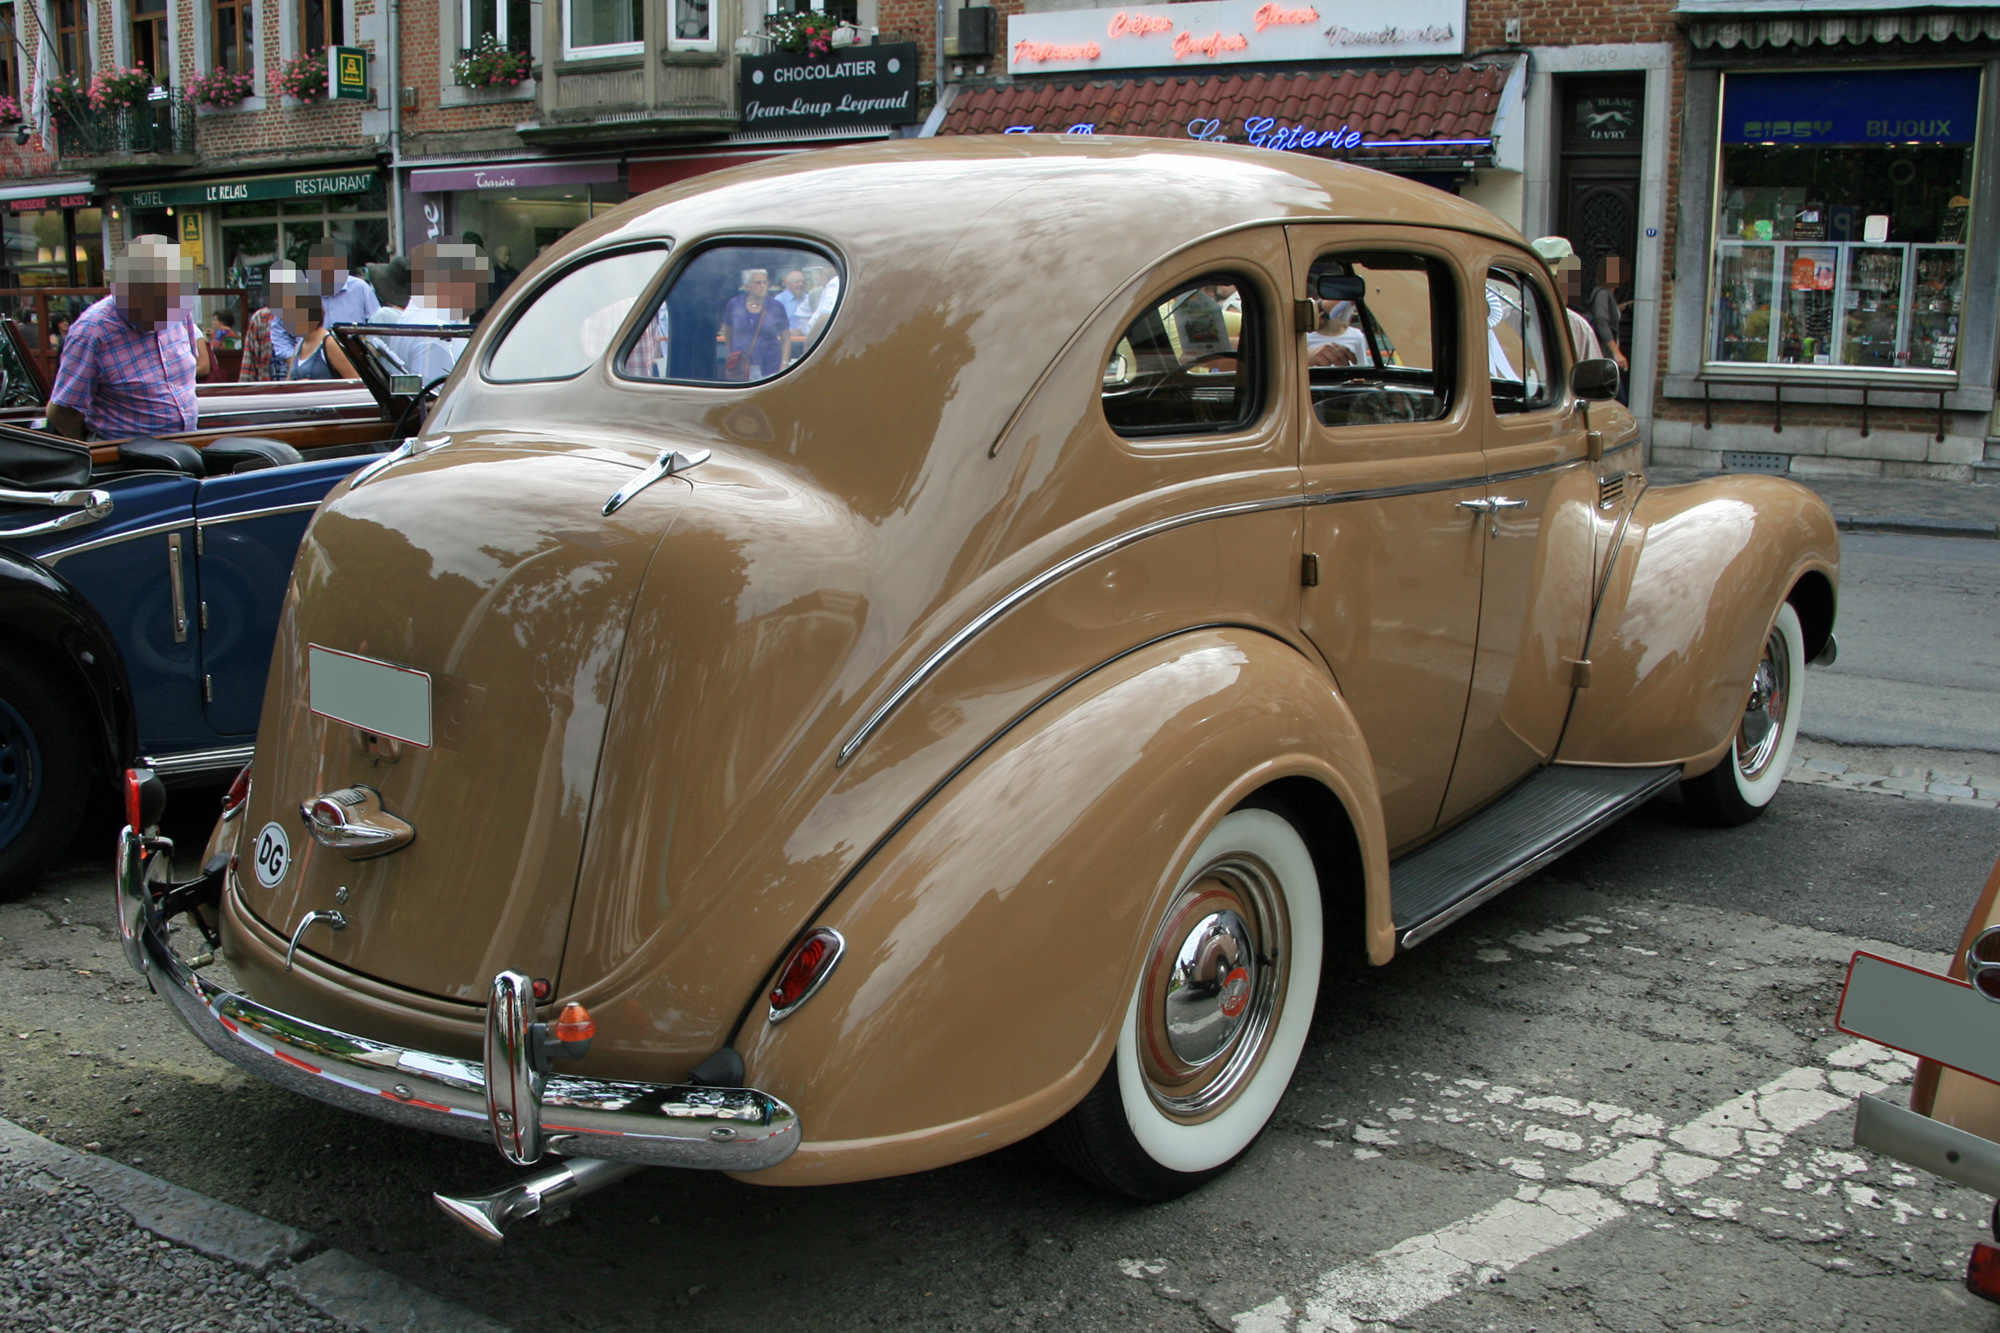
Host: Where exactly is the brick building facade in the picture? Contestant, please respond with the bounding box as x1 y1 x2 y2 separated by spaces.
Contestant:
3 0 1996 481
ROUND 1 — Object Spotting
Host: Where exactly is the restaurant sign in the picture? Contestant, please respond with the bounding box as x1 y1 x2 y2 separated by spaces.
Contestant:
738 42 921 131
1006 0 1464 74
117 170 377 209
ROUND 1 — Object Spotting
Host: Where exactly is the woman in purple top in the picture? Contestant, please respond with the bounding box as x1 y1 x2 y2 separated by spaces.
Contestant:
718 269 786 381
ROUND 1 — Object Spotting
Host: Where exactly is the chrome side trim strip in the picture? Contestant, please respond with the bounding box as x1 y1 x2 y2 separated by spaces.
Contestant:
836 460 1578 765
39 515 195 564
141 744 256 779
198 500 323 529
1396 765 1680 950
1854 1092 2000 1198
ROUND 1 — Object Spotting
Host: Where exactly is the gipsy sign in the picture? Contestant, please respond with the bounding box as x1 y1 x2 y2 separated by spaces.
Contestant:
1006 0 1464 75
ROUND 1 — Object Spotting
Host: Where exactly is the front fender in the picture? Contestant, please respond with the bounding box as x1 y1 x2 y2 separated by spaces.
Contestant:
0 547 134 773
732 627 1388 1186
1558 474 1838 769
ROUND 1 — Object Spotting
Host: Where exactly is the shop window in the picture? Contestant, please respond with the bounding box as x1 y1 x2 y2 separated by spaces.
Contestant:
1486 269 1559 414
0 2 18 102
55 0 85 77
214 0 256 74
1709 67 1978 374
616 244 841 384
464 0 532 54
564 0 642 58
670 0 713 50
1102 274 1262 437
301 0 344 55
1305 252 1455 429
131 0 168 76
487 247 666 382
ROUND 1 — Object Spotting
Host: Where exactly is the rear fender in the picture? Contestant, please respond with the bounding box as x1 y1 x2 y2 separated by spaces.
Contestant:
1558 475 1837 770
732 627 1387 1186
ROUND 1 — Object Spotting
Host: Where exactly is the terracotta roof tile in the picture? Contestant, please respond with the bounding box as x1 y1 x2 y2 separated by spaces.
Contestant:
939 64 1507 160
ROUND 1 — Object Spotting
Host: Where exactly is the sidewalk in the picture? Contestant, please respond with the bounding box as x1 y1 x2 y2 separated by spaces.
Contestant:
1650 466 2000 540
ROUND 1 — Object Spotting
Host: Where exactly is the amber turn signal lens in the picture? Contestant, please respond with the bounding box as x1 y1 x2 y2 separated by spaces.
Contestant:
551 1002 595 1043
768 927 845 1019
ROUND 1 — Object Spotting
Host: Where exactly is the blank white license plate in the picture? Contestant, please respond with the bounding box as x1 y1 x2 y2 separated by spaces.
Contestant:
307 645 432 748
1837 951 2000 1085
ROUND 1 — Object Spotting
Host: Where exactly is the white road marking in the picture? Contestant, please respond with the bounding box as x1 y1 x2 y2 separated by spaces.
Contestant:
1231 1041 1915 1333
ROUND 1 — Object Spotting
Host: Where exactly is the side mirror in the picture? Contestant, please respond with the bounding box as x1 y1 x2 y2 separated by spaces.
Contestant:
1315 273 1367 301
1571 357 1620 402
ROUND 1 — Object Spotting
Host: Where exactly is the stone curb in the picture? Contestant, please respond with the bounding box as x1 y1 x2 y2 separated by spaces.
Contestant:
1835 513 2000 540
1785 758 2000 808
0 1114 511 1333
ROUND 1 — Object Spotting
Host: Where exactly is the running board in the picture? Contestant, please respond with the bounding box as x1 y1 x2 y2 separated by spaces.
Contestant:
1391 764 1680 950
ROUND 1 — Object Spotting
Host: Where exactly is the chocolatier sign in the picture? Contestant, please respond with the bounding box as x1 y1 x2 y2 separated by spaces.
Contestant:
1006 0 1463 74
738 42 921 132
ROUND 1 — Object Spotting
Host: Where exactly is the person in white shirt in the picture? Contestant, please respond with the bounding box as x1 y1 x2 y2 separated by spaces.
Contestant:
306 239 382 330
391 242 487 383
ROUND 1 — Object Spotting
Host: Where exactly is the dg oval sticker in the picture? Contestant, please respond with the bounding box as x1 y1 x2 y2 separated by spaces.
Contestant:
253 822 291 888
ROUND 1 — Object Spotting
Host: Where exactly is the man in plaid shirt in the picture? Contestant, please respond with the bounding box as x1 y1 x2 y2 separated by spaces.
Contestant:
47 236 200 441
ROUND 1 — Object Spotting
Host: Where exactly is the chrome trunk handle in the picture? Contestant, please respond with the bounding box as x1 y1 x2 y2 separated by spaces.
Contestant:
0 486 113 538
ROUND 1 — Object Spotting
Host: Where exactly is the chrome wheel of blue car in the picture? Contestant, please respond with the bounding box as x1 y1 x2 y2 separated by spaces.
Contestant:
0 654 90 893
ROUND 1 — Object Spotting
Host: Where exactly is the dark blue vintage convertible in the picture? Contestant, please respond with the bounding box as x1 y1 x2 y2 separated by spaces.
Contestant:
0 318 450 887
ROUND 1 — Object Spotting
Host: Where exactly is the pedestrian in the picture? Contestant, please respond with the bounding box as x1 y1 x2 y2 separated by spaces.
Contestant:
391 241 487 382
1590 255 1628 375
281 287 360 382
45 235 199 441
305 237 382 330
1530 236 1605 363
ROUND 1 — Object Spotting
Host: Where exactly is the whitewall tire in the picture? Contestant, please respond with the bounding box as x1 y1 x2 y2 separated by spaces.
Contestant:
1683 601 1805 827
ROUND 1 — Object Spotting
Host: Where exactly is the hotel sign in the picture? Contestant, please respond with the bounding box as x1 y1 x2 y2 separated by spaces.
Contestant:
1005 0 1464 75
117 170 377 209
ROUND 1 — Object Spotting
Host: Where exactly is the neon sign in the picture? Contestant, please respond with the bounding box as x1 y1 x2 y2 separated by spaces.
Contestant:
1174 29 1250 58
1185 116 1492 154
1013 39 1104 63
1107 10 1174 36
1252 4 1318 29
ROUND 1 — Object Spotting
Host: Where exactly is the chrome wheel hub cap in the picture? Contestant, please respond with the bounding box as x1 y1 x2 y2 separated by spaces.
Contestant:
1735 629 1791 781
1139 860 1289 1120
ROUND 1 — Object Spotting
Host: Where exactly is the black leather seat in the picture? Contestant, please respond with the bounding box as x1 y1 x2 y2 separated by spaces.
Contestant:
116 437 206 477
201 436 304 475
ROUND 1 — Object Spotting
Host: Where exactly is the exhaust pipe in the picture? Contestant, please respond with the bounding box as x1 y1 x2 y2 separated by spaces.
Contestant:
433 1157 643 1244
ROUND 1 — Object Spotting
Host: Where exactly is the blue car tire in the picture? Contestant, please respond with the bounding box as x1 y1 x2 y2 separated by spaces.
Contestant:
0 653 89 893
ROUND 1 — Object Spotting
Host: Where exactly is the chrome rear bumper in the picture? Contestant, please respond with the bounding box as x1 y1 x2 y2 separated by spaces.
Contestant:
115 827 801 1171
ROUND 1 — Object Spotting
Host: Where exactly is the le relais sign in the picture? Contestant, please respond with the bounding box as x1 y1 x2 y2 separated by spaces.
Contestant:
1006 0 1464 75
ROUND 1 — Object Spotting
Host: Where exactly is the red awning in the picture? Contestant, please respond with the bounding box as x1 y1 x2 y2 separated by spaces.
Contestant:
936 64 1509 162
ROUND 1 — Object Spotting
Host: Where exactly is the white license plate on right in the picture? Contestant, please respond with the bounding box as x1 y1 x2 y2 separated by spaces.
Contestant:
307 644 433 748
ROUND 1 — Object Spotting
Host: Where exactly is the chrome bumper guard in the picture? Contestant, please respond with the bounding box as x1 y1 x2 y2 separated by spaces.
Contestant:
116 827 801 1171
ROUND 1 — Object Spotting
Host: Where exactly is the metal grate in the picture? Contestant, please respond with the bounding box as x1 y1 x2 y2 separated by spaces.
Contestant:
1598 471 1626 510
1722 450 1790 475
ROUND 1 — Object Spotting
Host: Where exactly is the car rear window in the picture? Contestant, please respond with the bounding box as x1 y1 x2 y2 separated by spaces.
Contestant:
485 247 668 383
1102 274 1262 437
617 244 842 385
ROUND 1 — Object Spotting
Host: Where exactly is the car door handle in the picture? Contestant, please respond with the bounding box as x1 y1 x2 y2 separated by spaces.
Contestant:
0 486 113 538
1489 496 1527 509
1456 498 1498 513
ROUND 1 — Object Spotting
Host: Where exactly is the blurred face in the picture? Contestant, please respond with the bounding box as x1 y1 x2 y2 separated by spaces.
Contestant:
783 270 806 297
113 241 193 332
416 243 491 318
1561 259 1585 303
308 242 347 294
1600 256 1626 287
746 272 769 299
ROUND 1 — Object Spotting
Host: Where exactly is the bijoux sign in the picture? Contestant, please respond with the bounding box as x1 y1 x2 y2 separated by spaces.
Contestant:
1005 0 1464 75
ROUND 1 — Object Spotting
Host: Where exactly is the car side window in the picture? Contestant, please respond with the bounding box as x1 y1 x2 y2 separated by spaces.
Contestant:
1102 274 1262 437
1486 267 1560 414
1305 252 1455 428
617 243 842 385
486 247 668 383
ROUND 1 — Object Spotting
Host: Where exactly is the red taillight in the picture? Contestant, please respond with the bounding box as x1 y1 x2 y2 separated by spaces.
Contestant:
1969 1242 2000 1304
531 977 553 1002
123 768 163 831
221 762 252 816
768 928 845 1021
551 1002 595 1043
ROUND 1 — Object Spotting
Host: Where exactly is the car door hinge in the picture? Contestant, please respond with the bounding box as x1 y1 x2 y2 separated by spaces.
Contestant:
202 673 213 703
199 600 208 631
1301 552 1320 587
194 525 203 556
1294 298 1317 334
1567 658 1593 689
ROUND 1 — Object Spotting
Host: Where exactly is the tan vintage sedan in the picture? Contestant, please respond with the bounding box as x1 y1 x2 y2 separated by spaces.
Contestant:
114 137 1839 1239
